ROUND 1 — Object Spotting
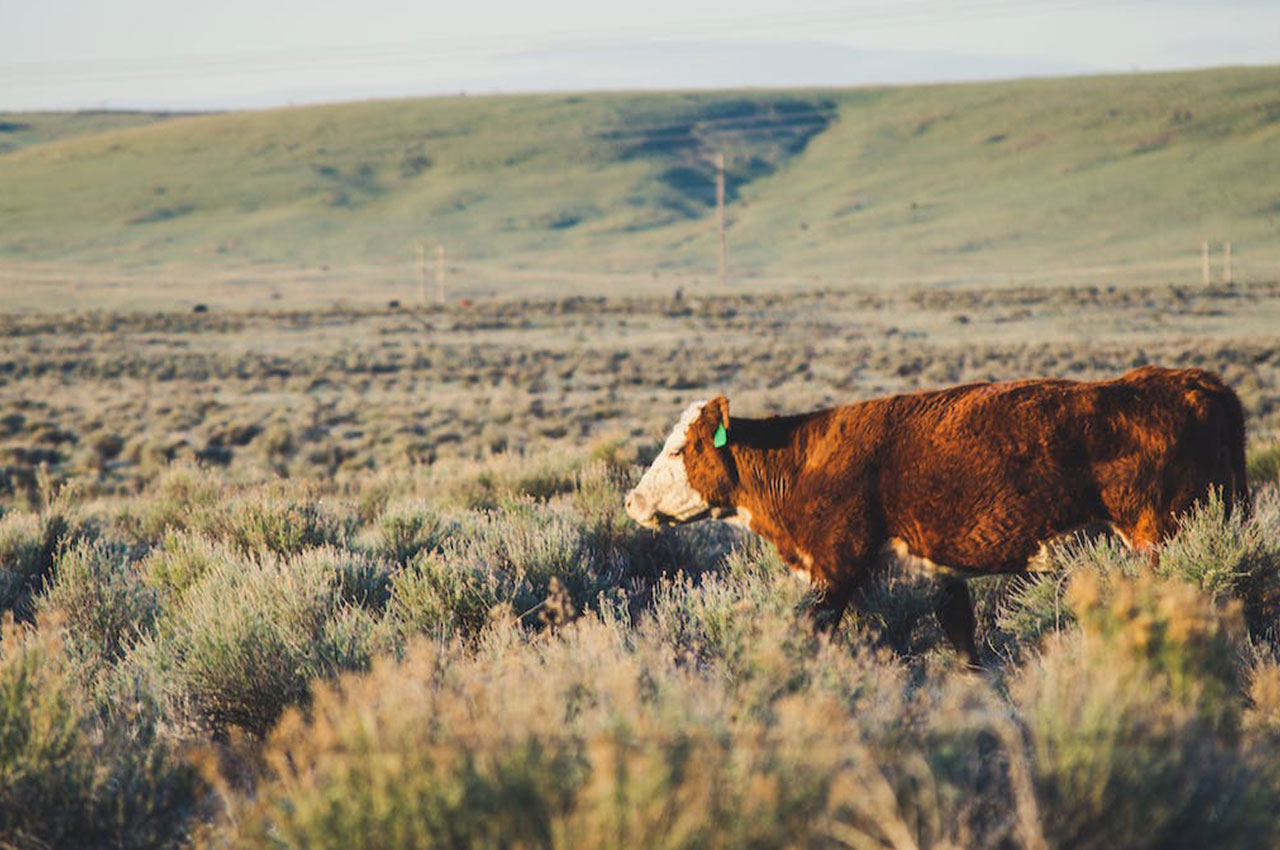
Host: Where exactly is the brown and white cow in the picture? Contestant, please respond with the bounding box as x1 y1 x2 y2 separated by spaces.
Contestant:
624 366 1248 666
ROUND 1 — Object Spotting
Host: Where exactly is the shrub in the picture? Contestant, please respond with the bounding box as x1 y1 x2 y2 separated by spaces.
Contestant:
389 548 509 640
856 568 943 659
0 618 197 850
994 533 1144 653
120 470 348 557
1068 571 1244 720
1012 572 1274 850
1018 647 1274 850
1159 489 1277 595
139 530 231 597
40 540 161 664
996 571 1076 649
131 546 395 737
569 459 635 549
0 508 70 619
211 489 348 557
433 449 586 511
208 621 971 850
642 550 810 676
612 515 740 588
389 498 622 641
1245 653 1280 737
120 465 223 544
370 500 453 566
1247 440 1280 486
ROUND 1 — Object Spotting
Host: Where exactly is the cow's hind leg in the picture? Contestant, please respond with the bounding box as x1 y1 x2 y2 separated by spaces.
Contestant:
936 580 981 669
1114 507 1174 570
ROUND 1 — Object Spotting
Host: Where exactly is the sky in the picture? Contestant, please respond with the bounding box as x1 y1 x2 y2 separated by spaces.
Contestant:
1 0 1278 111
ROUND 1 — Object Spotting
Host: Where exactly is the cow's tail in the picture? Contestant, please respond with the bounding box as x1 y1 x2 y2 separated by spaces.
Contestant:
1222 382 1251 520
1204 374 1251 520
1184 368 1251 520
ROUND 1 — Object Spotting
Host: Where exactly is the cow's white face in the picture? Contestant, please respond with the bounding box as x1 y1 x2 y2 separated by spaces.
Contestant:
625 401 711 528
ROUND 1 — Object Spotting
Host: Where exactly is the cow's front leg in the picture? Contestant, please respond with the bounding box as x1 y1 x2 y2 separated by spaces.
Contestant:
808 563 869 637
811 579 856 634
935 579 981 669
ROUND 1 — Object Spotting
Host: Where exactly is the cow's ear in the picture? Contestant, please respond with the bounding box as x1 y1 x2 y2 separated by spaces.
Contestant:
706 396 730 447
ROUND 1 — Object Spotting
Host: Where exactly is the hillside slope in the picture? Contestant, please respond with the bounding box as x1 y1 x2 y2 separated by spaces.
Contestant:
0 110 179 155
2 66 1278 284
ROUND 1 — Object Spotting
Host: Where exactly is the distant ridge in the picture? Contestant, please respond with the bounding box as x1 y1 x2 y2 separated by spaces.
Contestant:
2 64 1278 286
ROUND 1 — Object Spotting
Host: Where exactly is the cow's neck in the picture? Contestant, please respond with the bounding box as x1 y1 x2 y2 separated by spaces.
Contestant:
723 413 819 544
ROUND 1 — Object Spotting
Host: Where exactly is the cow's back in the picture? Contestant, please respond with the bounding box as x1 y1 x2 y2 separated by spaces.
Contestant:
861 366 1246 572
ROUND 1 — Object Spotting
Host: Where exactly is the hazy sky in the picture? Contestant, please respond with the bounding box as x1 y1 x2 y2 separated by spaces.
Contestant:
2 0 1278 111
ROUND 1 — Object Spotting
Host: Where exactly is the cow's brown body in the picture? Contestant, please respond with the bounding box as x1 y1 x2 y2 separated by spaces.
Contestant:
634 366 1248 666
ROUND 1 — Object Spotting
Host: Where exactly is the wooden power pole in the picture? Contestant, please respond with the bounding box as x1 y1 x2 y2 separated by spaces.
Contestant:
1223 240 1232 284
1201 239 1210 286
435 244 446 306
417 240 428 305
715 152 727 289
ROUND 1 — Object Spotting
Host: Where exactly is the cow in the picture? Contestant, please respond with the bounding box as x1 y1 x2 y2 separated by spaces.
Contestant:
624 366 1248 667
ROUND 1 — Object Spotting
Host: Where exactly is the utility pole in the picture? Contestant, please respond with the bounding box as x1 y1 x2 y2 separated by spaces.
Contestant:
435 243 446 306
417 240 428 305
715 152 727 289
1201 239 1210 286
1223 240 1232 284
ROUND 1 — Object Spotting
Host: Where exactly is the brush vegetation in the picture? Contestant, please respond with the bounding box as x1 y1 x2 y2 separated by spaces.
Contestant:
3 456 1280 849
1 282 1279 846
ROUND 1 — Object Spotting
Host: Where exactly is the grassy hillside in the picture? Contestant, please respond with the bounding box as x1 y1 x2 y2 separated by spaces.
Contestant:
2 65 1279 285
0 110 180 155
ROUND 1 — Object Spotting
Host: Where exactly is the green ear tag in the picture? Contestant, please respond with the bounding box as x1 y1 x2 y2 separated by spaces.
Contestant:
713 423 728 448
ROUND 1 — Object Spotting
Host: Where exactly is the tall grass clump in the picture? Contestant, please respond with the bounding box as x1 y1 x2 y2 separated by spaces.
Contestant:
0 618 197 849
130 546 395 737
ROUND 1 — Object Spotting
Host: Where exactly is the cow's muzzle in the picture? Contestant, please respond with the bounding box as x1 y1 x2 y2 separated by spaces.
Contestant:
624 489 660 527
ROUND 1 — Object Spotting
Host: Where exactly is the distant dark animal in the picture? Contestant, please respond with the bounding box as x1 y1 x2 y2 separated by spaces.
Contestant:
192 303 209 313
624 366 1248 667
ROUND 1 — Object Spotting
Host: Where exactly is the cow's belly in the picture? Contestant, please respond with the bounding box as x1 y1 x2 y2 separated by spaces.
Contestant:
877 538 992 578
881 519 1124 579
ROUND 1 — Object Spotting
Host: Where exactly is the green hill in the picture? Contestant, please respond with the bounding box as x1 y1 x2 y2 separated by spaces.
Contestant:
2 65 1279 288
0 110 180 155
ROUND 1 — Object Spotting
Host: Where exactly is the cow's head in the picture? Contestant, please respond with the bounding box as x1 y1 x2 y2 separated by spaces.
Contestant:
625 397 737 528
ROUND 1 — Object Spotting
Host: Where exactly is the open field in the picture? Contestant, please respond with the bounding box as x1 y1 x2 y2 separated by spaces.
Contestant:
3 268 1280 848
3 276 1279 506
